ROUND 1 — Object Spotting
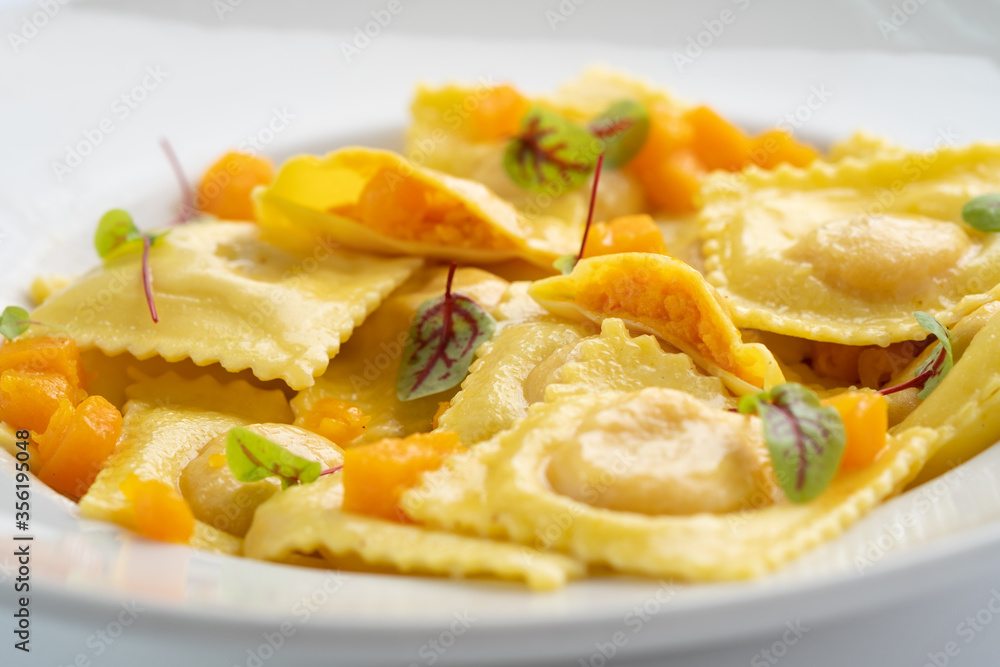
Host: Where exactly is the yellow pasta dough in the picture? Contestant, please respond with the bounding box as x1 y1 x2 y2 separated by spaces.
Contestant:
78 372 292 554
244 474 584 591
408 387 941 580
291 266 509 442
407 67 673 226
700 143 1000 345
254 148 578 268
529 253 785 395
30 221 421 390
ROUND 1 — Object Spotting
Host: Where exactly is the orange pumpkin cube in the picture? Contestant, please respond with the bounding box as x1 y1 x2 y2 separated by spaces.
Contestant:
750 129 820 169
468 84 531 143
823 391 889 470
120 474 195 544
197 151 275 221
341 431 463 522
0 336 85 391
35 395 122 499
299 397 371 445
634 148 706 214
357 167 429 234
0 369 83 433
685 105 754 172
582 214 668 258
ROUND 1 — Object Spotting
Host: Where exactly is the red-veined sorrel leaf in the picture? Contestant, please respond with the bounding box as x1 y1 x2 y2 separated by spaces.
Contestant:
878 312 953 399
738 383 845 504
555 153 605 275
961 193 1000 232
589 99 649 168
396 263 497 401
503 106 598 194
225 426 322 490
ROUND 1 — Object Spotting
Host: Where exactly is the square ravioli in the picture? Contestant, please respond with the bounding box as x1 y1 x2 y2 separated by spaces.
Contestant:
30 221 421 389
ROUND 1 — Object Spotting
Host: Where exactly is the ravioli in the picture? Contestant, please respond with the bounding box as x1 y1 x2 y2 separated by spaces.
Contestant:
179 423 344 537
78 372 292 554
533 318 735 409
408 387 941 580
243 474 584 591
254 148 577 268
900 308 1000 485
529 253 785 395
30 222 420 389
291 266 509 443
435 282 593 444
407 67 666 224
700 143 1000 345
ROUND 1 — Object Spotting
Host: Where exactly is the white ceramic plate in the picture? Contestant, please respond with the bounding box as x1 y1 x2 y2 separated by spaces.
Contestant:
3 10 1000 667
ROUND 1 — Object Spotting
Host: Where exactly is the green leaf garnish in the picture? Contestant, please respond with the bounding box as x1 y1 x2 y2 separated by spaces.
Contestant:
503 106 599 194
0 306 31 340
878 312 953 399
912 311 953 399
225 426 322 489
95 209 143 260
397 262 497 401
738 383 846 504
589 100 650 168
553 254 578 275
961 194 1000 232
94 209 166 323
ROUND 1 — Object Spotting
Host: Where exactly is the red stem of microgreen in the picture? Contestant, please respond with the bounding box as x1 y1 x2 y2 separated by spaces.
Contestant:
576 153 605 263
877 347 945 396
141 235 159 323
320 464 343 476
405 261 460 396
440 261 457 351
160 138 196 224
239 442 303 486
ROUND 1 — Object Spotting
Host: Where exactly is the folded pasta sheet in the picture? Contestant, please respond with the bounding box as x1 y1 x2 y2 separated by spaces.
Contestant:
254 148 578 268
407 388 941 581
78 372 293 554
700 143 1000 345
30 221 421 389
244 475 584 591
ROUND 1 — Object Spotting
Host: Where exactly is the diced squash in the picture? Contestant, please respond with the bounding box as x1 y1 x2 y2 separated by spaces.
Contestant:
685 105 753 172
198 151 275 221
120 473 195 544
750 129 819 169
626 104 702 213
35 396 122 499
631 103 696 168
299 397 371 445
632 146 706 215
0 336 85 391
0 370 82 433
468 84 531 143
823 391 889 470
342 431 463 522
582 214 668 258
357 167 430 233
